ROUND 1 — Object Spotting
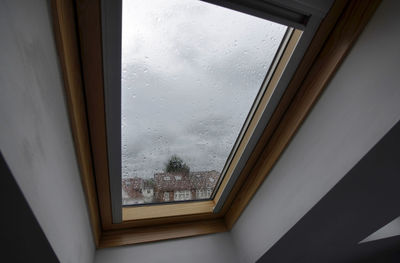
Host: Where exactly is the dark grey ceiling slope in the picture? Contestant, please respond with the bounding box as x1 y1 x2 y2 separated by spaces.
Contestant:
0 153 59 263
257 120 400 263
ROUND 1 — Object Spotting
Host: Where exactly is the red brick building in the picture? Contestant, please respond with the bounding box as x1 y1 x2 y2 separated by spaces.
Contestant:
122 170 219 205
122 177 144 205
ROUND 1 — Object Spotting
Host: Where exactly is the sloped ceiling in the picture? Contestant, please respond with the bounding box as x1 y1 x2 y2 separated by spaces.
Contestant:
257 121 400 262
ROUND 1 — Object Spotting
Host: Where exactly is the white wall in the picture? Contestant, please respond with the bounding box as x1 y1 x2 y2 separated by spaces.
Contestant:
230 0 400 262
0 1 95 262
95 233 238 263
2 0 397 262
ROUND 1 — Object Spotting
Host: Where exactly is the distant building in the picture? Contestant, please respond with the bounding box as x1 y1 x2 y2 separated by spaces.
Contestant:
154 170 219 202
122 177 143 205
122 170 219 205
142 178 155 203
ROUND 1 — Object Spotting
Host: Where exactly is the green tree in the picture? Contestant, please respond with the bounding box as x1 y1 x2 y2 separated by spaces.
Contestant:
165 155 190 174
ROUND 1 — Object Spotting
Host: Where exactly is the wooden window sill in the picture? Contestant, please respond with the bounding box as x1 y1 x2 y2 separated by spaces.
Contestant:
122 201 215 221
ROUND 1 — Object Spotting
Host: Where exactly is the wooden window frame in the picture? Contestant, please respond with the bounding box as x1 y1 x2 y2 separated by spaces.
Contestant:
119 27 302 222
51 0 381 248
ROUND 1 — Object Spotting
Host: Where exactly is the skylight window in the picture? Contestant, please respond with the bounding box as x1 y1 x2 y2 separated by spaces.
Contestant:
121 0 287 205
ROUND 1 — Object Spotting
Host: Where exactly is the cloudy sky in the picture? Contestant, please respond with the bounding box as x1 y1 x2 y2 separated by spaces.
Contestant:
121 0 287 179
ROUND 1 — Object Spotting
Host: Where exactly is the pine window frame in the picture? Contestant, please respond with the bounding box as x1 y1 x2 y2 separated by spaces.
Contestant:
51 0 381 248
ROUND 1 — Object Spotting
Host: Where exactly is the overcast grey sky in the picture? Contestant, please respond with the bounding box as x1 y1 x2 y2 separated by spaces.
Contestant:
121 0 287 179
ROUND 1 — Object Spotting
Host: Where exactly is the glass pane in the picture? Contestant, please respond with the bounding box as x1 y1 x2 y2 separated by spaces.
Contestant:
121 0 287 205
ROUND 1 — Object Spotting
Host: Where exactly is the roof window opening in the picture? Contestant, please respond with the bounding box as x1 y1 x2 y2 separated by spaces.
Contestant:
121 0 288 206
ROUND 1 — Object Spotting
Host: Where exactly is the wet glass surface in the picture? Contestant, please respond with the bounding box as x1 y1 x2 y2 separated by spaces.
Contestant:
121 0 287 205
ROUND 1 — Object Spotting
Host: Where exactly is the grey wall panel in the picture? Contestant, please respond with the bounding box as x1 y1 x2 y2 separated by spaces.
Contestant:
0 153 59 263
0 1 95 262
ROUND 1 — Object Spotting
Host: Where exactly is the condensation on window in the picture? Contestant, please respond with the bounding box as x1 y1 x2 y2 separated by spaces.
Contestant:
121 0 287 205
